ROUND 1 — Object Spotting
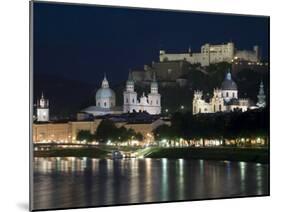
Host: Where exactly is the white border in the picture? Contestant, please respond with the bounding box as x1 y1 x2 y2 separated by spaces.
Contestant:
1 0 280 212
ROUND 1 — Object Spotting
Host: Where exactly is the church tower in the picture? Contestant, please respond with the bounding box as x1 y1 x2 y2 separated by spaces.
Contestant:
192 90 203 114
148 72 161 114
257 81 266 108
123 71 137 113
37 92 49 122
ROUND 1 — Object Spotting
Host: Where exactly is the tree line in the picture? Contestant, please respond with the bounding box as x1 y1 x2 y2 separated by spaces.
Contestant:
76 119 143 143
153 107 269 146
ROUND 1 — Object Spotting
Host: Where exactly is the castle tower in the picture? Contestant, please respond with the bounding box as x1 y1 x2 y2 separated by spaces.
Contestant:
257 81 266 108
37 92 49 122
123 71 138 113
147 72 161 114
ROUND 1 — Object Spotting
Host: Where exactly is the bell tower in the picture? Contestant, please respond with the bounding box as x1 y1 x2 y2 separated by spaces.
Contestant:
148 72 161 114
123 71 137 113
37 92 49 122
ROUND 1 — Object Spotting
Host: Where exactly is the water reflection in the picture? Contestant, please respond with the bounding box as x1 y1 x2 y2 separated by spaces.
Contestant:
161 158 168 201
33 157 269 210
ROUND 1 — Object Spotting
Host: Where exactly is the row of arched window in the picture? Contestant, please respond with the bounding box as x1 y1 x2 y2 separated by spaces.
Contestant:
225 92 236 98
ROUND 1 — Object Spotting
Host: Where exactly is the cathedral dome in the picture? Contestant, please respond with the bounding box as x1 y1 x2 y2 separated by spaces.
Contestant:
96 75 116 100
96 87 115 99
221 72 237 90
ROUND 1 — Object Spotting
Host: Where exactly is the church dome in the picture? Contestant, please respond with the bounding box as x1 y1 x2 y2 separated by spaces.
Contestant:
221 72 237 90
96 87 115 99
96 75 116 100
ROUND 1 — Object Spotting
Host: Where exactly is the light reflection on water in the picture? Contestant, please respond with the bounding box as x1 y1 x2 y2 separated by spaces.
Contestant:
33 157 269 211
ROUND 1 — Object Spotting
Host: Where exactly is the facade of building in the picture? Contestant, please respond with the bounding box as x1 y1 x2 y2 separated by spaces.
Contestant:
159 42 260 66
123 72 161 114
33 120 101 143
81 75 123 116
192 71 255 115
33 115 169 144
36 93 49 122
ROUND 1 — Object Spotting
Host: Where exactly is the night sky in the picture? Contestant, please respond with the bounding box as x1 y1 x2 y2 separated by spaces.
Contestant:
33 2 269 85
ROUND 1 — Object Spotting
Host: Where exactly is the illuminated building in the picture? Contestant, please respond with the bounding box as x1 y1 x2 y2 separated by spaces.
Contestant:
36 92 49 122
81 74 123 116
192 71 264 114
123 72 161 114
159 42 260 66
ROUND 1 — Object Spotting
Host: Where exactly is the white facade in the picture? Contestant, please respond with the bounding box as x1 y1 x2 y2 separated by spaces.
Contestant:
159 42 259 66
192 72 250 115
123 72 161 115
37 93 49 122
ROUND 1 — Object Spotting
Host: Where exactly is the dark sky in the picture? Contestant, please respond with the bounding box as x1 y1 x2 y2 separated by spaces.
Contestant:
33 2 269 85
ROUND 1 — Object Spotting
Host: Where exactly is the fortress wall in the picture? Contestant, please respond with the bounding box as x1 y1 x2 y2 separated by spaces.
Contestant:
235 50 259 62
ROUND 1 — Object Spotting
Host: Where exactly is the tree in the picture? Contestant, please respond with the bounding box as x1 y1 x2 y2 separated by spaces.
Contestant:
95 119 143 144
76 130 95 143
95 119 119 143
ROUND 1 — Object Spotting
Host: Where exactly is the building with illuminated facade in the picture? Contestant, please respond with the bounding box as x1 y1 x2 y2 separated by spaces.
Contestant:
159 42 260 66
33 112 169 144
81 74 123 116
36 92 49 122
192 71 266 115
123 72 161 114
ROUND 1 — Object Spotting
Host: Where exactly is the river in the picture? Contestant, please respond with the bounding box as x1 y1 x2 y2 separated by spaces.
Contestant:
32 157 269 210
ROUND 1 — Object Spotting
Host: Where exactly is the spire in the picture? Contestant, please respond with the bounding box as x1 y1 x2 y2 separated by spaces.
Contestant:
126 70 134 91
152 71 156 82
101 73 109 88
41 92 44 99
226 69 232 80
128 70 133 81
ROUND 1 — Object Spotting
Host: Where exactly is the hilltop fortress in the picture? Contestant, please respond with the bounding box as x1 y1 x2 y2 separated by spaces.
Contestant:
159 42 260 66
131 42 263 86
